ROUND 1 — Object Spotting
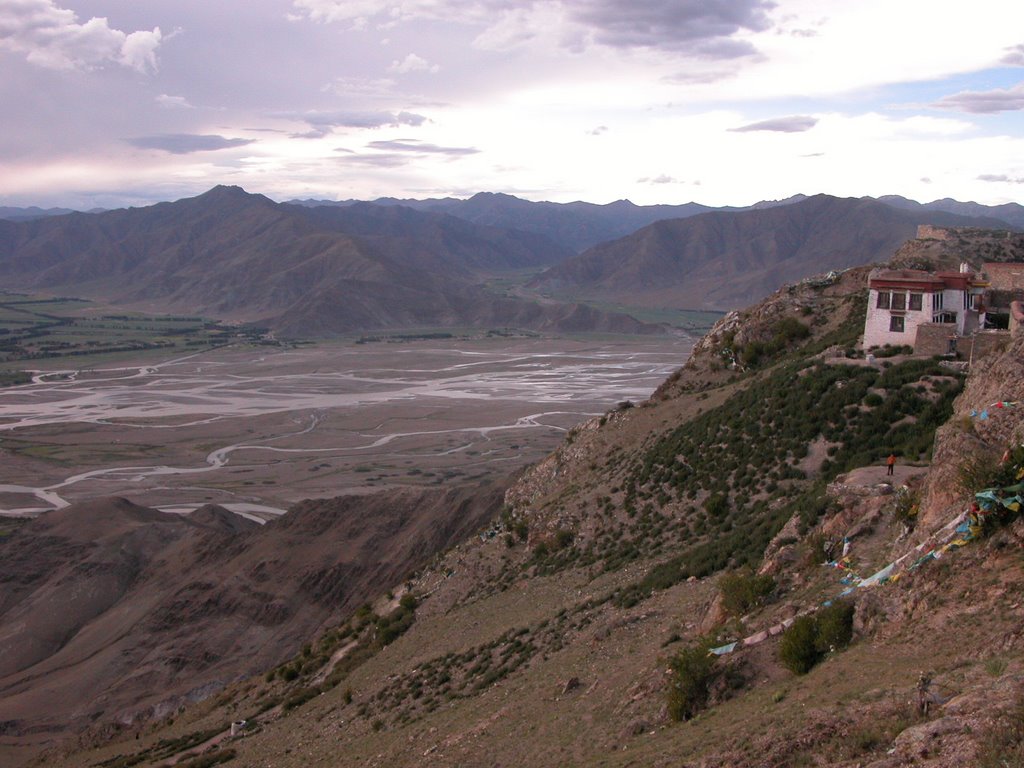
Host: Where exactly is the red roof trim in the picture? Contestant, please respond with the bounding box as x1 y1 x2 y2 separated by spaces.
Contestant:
870 280 942 291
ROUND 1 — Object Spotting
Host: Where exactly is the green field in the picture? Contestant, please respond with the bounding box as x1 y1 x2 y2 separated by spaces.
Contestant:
481 271 726 333
0 292 240 376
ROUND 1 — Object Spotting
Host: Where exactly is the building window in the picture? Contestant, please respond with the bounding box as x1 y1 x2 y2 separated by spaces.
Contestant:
932 293 943 311
909 293 922 311
891 292 906 311
890 316 905 333
876 291 891 309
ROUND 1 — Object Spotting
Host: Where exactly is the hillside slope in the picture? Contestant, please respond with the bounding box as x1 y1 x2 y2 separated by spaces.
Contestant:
0 187 658 337
36 249 1024 768
529 194 1012 310
0 485 504 762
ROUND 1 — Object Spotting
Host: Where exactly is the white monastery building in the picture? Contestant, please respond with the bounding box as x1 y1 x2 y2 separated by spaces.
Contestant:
863 263 988 353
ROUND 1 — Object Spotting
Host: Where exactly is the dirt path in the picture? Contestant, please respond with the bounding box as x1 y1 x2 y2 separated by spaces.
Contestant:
841 463 929 487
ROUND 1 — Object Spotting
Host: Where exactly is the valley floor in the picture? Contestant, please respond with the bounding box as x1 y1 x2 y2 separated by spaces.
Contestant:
0 335 691 518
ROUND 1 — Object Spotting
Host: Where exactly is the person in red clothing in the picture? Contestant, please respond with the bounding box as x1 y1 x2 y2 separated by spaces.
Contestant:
886 453 896 476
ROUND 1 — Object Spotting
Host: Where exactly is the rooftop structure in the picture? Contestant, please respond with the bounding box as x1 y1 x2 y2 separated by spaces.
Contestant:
862 259 1024 361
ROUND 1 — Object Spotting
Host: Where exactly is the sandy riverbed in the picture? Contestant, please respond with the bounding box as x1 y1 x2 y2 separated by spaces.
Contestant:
0 336 692 518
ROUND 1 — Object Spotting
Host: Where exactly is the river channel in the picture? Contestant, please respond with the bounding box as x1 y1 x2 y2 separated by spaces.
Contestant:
0 336 692 519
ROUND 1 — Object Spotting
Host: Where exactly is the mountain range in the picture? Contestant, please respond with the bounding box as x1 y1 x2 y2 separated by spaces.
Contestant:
0 187 1018 336
283 191 1024 254
0 186 654 337
528 194 1012 310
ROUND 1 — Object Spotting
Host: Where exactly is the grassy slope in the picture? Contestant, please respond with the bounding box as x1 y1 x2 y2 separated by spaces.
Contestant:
41 269 1024 768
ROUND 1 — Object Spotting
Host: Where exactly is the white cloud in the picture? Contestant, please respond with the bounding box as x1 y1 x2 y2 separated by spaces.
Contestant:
290 0 389 26
389 52 439 74
156 94 193 109
119 28 162 72
0 0 163 72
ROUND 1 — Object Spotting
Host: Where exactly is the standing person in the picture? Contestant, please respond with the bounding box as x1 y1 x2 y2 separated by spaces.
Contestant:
886 453 896 476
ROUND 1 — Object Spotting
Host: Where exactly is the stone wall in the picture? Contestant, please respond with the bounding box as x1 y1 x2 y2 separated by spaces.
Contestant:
914 323 958 357
916 225 951 241
985 262 1024 292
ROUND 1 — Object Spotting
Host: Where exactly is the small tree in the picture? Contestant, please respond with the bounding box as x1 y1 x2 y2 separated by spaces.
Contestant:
718 568 775 617
667 640 718 721
779 601 855 675
815 601 854 654
779 615 820 675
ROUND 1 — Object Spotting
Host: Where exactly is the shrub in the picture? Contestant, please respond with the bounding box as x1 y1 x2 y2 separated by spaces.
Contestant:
667 640 718 721
704 493 729 519
779 615 820 675
553 529 575 550
892 487 920 529
718 569 775 617
280 665 299 682
814 601 854 653
399 593 417 611
779 601 854 675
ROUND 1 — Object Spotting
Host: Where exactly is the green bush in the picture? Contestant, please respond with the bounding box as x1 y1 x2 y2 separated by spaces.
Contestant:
779 601 855 675
718 569 775 616
779 615 820 675
814 601 854 653
553 529 575 550
667 640 718 721
704 493 729 519
280 665 299 682
399 593 417 611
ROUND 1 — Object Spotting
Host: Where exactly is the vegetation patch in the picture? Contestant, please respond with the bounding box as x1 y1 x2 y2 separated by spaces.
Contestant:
778 600 855 675
718 568 775 617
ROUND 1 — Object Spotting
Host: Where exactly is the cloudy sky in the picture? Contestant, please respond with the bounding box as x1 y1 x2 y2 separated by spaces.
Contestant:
2 0 1023 209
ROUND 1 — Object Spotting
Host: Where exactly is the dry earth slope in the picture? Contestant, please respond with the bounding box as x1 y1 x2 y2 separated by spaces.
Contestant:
0 484 505 765
23 247 1024 768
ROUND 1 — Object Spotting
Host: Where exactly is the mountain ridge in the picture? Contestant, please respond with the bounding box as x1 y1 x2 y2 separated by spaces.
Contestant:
528 194 1015 310
0 186 661 337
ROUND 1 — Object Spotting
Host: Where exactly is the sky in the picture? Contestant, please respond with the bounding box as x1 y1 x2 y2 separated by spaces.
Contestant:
1 0 1023 210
